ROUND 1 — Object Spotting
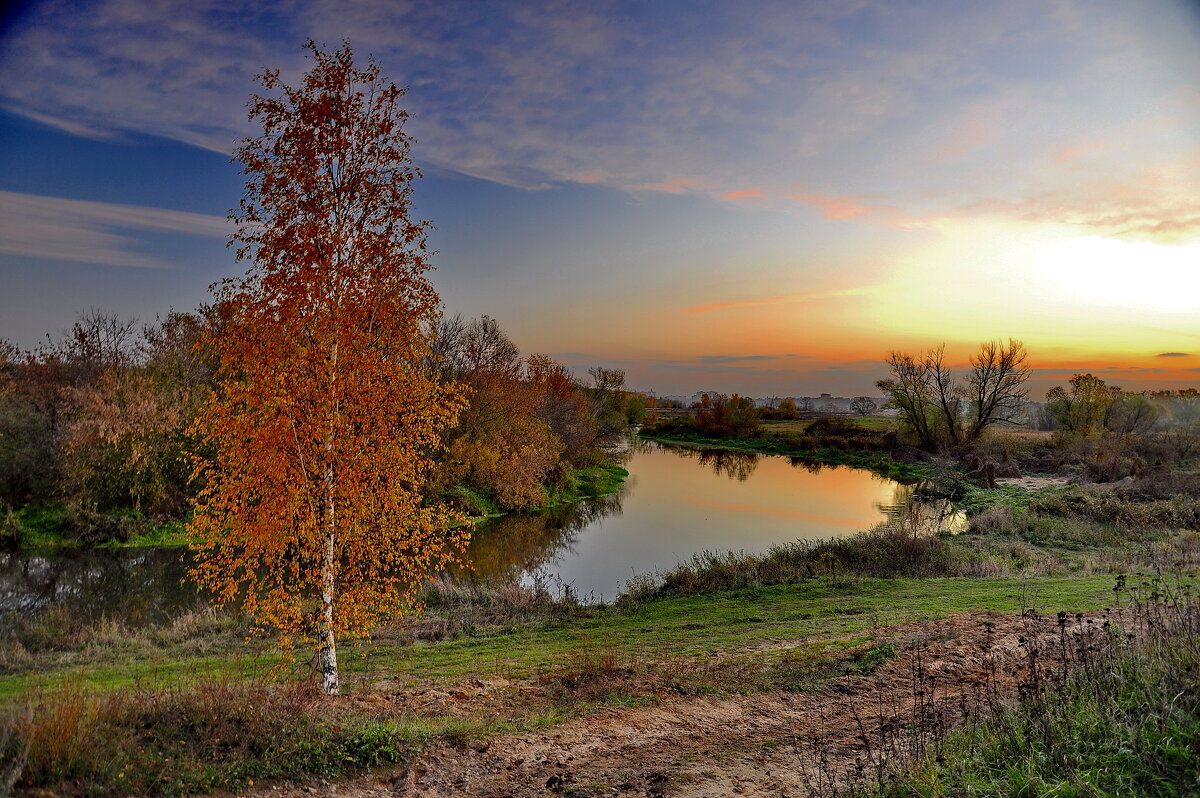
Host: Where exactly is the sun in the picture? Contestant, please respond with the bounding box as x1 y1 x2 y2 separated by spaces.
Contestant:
1034 237 1200 312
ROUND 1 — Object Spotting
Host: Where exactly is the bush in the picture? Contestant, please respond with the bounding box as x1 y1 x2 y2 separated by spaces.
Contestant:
3 676 424 796
621 526 997 601
60 507 152 546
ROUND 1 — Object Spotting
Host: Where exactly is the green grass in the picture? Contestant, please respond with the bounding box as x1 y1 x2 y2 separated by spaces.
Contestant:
0 574 1119 699
761 416 895 434
541 463 630 508
11 504 194 551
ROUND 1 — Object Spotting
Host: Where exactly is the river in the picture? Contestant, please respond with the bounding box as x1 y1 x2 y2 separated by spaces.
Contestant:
0 438 963 626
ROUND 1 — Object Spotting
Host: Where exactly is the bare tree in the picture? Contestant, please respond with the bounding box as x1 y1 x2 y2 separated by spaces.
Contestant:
924 345 963 446
877 352 938 449
964 339 1031 440
849 396 878 416
879 340 1032 450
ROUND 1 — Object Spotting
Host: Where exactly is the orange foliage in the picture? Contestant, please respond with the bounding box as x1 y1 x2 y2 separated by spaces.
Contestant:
188 42 466 694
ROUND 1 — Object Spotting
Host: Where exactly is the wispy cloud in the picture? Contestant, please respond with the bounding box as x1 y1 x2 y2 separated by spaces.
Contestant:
699 355 773 363
1156 352 1191 358
722 188 765 201
0 190 228 268
648 363 795 376
683 287 873 315
790 192 871 221
2 0 1195 232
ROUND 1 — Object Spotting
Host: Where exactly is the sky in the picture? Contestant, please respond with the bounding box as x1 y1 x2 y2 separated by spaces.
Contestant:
1 0 1198 398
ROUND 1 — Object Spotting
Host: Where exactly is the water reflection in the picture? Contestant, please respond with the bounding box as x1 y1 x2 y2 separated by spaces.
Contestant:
876 482 968 535
2 441 968 621
0 547 200 630
459 490 624 583
670 446 760 481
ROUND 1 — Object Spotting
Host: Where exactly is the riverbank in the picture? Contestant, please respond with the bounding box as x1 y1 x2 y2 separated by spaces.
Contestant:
7 432 1200 795
7 560 1195 796
0 570 1125 793
638 426 929 481
4 463 630 553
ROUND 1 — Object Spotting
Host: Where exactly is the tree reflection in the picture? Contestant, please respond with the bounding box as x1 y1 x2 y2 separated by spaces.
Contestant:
458 490 625 582
0 548 203 630
788 457 825 475
665 445 759 481
875 481 967 535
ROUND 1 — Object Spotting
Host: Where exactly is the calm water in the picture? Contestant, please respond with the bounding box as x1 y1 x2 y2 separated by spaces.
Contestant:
464 439 963 599
0 439 963 625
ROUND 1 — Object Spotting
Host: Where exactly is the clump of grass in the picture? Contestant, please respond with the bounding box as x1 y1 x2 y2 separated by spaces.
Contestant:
1029 483 1200 530
1 675 439 796
840 643 897 677
864 578 1200 797
410 574 591 641
621 527 1002 602
443 484 500 518
540 636 632 697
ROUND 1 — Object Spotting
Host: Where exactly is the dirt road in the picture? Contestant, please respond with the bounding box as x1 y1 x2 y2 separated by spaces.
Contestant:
253 609 1107 797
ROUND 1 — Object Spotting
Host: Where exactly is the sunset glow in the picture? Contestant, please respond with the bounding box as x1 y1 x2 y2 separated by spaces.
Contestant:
1036 238 1200 313
0 0 1197 397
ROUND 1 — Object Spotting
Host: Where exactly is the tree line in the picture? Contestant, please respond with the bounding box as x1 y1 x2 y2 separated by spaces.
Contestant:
0 307 633 539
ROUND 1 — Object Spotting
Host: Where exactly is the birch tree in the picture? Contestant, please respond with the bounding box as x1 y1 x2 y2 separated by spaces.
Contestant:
189 41 467 695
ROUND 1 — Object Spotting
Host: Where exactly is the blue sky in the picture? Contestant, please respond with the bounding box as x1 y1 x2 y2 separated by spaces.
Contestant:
1 0 1198 395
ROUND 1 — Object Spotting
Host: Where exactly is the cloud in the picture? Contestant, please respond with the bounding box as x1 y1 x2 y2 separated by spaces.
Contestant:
634 176 714 194
648 363 796 375
0 190 228 268
0 0 1196 235
699 355 773 363
791 192 871 220
683 287 873 315
1031 366 1170 376
722 188 765 201
1156 352 1191 358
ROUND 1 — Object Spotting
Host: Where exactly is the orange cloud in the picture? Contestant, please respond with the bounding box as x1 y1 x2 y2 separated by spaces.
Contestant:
791 192 870 220
573 170 607 183
722 188 766 201
683 287 872 315
638 176 714 194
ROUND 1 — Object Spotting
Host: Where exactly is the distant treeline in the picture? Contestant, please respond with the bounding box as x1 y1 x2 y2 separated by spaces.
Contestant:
0 308 644 544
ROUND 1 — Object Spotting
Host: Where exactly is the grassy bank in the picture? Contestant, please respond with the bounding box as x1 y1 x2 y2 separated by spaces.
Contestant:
2 568 1124 795
7 464 630 553
4 504 195 551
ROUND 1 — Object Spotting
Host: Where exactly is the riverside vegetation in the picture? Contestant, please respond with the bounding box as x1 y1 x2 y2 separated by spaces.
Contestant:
4 339 1200 793
0 310 637 553
4 401 1200 794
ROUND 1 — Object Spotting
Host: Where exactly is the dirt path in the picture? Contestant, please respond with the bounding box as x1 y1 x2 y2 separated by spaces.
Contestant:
254 609 1111 798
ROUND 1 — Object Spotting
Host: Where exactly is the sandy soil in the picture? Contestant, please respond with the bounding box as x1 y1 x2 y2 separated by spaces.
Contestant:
995 476 1070 490
244 608 1114 798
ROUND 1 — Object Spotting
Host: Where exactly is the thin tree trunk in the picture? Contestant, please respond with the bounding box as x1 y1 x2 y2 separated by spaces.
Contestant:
319 336 341 696
319 477 340 695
